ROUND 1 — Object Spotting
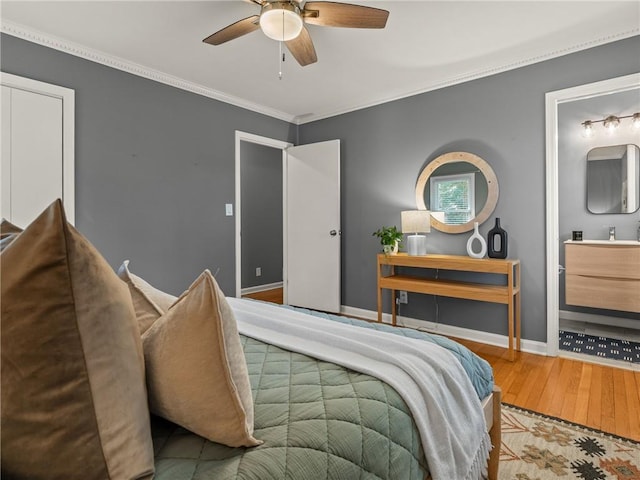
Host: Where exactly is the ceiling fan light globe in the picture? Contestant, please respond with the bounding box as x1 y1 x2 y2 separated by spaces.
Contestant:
260 7 303 41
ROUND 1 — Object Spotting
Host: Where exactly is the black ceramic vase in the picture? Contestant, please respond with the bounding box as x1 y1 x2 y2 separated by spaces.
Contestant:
487 217 508 259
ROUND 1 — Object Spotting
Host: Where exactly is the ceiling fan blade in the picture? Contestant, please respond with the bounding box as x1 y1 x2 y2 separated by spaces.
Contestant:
285 26 317 66
203 15 260 45
302 2 389 28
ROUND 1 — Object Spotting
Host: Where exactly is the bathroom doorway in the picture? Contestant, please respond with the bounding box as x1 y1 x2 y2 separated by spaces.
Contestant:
545 73 640 369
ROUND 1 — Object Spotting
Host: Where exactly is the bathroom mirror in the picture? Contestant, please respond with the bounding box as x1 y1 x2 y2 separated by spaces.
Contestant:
586 144 640 214
415 151 499 233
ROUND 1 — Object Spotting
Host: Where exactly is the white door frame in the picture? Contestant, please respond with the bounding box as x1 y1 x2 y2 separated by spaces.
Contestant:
234 130 292 298
544 72 640 356
1 72 75 224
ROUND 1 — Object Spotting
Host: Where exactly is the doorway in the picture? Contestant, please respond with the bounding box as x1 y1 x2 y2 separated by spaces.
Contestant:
545 73 640 366
234 131 342 313
234 131 291 300
239 141 284 300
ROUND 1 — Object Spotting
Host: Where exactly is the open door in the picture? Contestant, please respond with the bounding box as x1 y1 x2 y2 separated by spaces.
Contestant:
286 140 341 313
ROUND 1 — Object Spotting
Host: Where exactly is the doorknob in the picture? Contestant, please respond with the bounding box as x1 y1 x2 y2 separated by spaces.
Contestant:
329 230 337 236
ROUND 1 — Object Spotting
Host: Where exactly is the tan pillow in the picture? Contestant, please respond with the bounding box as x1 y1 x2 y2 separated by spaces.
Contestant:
117 260 178 334
0 200 154 480
143 269 261 447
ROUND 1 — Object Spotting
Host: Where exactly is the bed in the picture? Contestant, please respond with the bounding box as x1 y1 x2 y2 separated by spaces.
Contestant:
151 299 501 480
1 200 501 480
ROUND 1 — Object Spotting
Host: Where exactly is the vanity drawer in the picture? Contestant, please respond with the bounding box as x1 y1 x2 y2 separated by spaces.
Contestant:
565 244 640 280
566 274 640 313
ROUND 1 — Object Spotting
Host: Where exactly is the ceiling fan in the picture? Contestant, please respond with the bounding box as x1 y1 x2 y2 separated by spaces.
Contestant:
203 1 389 67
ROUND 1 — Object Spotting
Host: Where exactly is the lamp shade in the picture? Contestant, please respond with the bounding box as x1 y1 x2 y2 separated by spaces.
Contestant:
401 210 431 234
260 5 303 41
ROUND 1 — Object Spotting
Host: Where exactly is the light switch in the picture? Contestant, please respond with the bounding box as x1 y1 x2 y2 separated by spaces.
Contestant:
225 203 233 216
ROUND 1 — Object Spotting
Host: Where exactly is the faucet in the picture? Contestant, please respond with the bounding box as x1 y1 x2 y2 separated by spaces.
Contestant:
609 226 616 241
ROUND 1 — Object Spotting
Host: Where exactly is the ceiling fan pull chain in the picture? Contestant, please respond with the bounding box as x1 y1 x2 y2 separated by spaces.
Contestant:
278 40 283 80
278 10 285 80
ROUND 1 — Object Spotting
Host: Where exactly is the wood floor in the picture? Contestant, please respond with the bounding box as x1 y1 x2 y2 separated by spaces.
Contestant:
242 288 640 441
243 288 283 304
455 338 640 441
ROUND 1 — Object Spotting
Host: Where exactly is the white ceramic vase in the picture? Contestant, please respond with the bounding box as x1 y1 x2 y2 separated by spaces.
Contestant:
466 222 487 258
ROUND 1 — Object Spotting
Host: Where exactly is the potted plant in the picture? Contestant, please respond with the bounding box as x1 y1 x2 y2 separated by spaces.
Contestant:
372 226 403 255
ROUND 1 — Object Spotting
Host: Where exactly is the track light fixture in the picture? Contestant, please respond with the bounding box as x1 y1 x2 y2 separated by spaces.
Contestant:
581 112 640 137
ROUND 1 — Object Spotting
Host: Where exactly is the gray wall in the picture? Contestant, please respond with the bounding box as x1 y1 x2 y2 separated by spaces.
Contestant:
299 35 640 342
558 89 640 321
2 31 639 342
240 142 283 289
1 33 296 296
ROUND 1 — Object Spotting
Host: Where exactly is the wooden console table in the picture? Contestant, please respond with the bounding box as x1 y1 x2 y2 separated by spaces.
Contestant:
377 253 521 360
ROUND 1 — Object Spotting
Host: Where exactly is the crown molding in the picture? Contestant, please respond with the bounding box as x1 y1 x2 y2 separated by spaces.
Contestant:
2 19 638 126
294 27 640 125
1 20 297 124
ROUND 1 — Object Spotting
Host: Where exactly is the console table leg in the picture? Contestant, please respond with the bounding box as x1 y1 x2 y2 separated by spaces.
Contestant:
515 262 521 353
508 300 515 361
516 292 521 352
391 289 397 326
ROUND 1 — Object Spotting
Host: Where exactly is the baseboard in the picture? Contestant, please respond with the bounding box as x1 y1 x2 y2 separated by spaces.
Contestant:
241 282 283 296
559 309 640 330
340 305 548 356
559 350 640 372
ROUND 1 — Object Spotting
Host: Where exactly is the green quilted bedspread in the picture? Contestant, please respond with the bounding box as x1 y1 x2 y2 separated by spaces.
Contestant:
152 335 428 480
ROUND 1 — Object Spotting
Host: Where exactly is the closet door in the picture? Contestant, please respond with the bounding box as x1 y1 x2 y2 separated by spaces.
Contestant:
0 74 74 227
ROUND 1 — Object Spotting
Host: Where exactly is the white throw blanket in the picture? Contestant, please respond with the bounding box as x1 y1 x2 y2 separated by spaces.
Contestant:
228 298 491 480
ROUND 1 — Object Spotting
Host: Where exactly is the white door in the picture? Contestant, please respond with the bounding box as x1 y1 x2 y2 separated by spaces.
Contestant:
0 73 75 227
286 140 341 312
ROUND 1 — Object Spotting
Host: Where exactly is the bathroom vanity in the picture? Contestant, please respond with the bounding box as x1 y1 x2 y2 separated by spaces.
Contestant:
565 240 640 313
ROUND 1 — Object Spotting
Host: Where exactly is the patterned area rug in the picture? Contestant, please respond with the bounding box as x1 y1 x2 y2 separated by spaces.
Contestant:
499 404 640 480
559 330 640 364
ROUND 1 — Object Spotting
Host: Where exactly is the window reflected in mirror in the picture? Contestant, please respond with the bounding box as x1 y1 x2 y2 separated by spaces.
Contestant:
430 172 475 225
586 144 640 214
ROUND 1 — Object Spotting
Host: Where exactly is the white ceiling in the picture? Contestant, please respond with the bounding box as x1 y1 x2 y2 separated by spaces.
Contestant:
1 1 638 124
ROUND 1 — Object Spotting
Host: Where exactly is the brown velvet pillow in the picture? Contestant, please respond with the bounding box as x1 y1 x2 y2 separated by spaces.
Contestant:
117 260 177 334
0 200 154 480
143 270 261 447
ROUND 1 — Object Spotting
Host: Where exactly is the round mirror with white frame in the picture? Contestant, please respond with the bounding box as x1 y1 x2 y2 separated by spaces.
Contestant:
415 151 499 234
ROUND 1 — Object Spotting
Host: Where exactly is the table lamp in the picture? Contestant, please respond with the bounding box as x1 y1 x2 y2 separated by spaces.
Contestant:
401 210 431 256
